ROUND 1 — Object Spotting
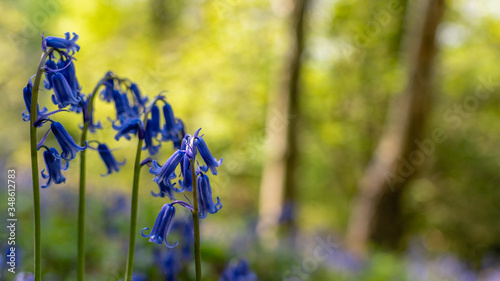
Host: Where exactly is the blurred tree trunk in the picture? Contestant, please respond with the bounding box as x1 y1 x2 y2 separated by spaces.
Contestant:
257 0 309 246
346 0 445 255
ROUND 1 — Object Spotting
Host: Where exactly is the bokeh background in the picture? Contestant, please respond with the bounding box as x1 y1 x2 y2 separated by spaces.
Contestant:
1 0 500 280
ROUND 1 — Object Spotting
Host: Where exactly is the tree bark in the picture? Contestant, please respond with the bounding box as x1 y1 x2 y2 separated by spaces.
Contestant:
256 0 308 246
346 0 445 255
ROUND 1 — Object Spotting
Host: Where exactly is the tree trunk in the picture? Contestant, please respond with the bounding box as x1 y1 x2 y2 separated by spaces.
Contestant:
346 0 445 255
256 0 308 246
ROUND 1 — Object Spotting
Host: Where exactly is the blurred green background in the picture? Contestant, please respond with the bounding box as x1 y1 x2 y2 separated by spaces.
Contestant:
1 0 500 280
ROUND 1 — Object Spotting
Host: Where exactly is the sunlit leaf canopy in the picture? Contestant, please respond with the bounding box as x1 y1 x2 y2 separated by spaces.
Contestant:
2 0 500 279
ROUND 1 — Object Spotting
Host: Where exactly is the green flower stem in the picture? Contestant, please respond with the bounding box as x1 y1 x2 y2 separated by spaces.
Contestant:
30 50 50 281
124 136 144 281
190 159 202 281
123 96 170 281
77 79 105 281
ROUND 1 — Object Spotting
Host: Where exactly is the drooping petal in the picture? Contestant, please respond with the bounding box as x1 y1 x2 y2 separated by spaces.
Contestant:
22 80 50 123
149 150 184 185
41 148 67 188
150 105 161 137
100 78 115 102
161 103 179 141
197 172 222 219
143 120 162 156
51 122 87 161
194 133 223 175
141 203 179 248
97 143 126 176
51 72 81 109
130 83 148 108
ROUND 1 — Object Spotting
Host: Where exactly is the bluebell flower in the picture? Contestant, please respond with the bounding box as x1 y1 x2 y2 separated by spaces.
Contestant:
42 32 80 54
97 143 125 176
151 173 180 200
112 118 145 140
178 136 193 191
130 83 148 108
143 120 162 156
22 80 49 122
220 259 258 281
193 129 223 175
172 118 185 149
141 203 179 248
81 94 102 133
41 147 69 188
149 150 184 190
44 58 57 90
122 93 137 119
100 77 115 102
51 121 87 161
197 171 222 219
51 72 82 109
56 57 80 94
112 89 131 122
150 105 161 137
161 103 181 141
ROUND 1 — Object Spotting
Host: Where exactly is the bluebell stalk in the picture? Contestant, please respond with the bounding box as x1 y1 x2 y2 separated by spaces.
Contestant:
40 147 69 188
51 121 87 161
141 201 193 248
197 170 222 219
220 259 258 281
25 31 81 281
97 143 126 176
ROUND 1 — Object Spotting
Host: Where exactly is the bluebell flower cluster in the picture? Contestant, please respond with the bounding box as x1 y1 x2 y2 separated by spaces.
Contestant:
220 259 258 281
147 128 223 217
98 73 144 124
42 33 83 113
22 32 88 189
